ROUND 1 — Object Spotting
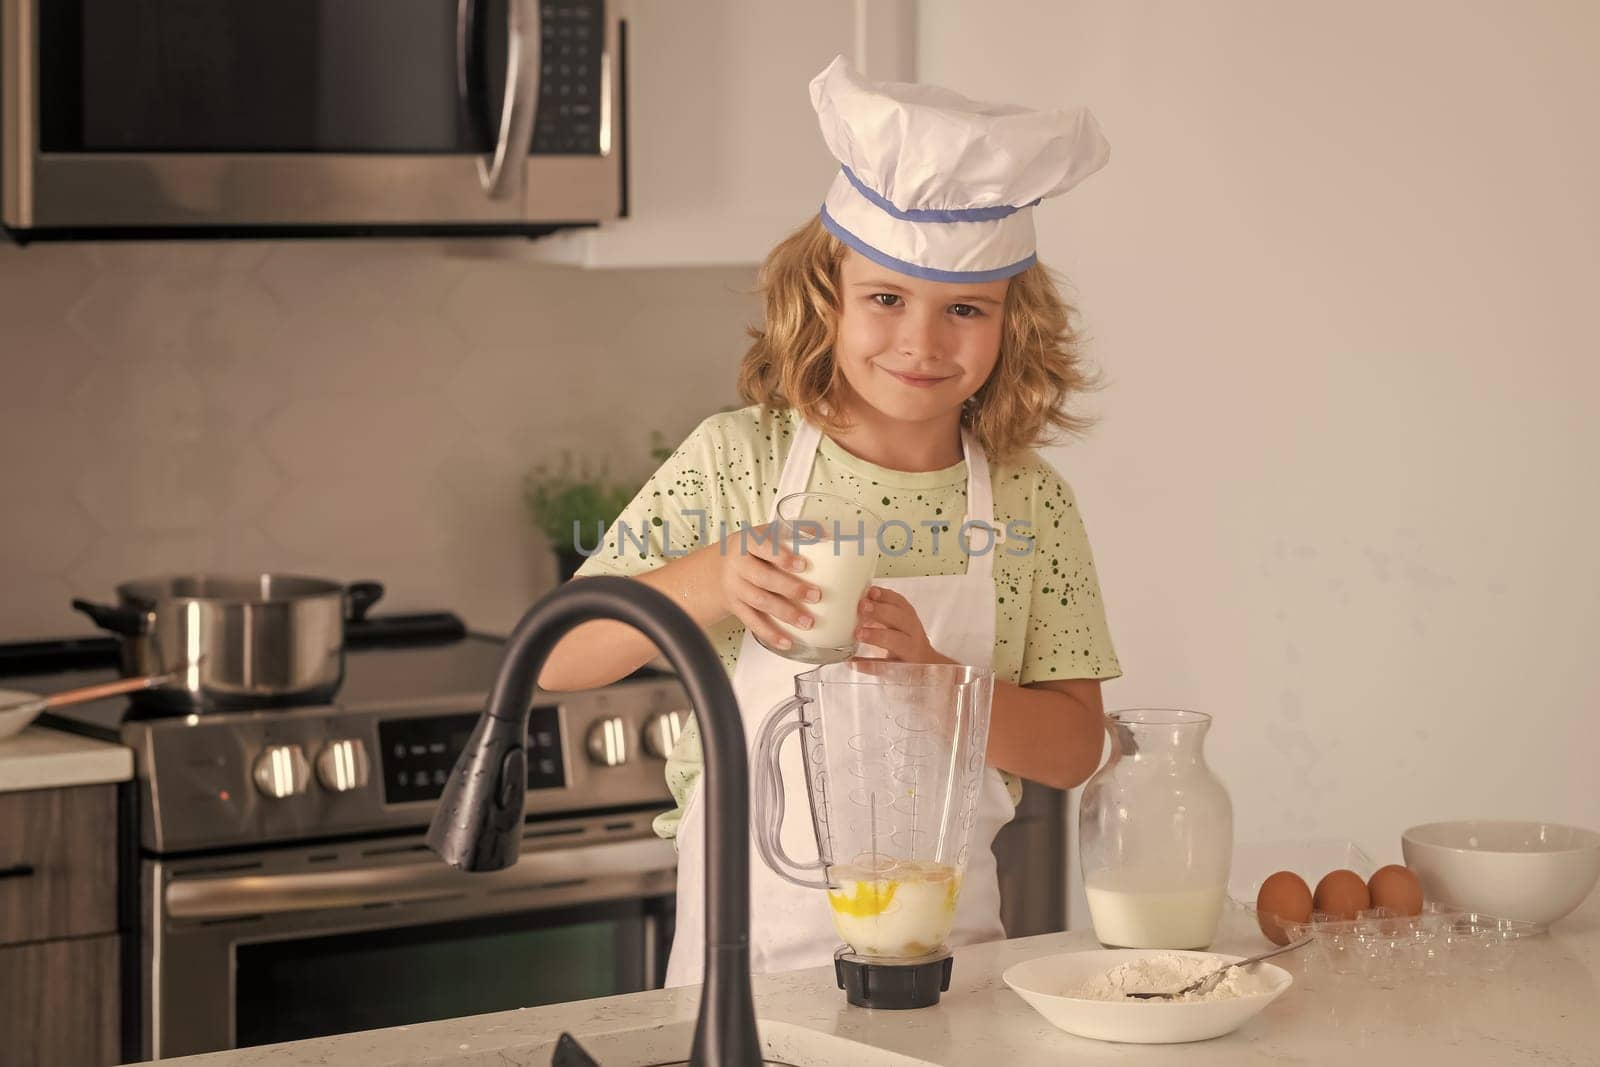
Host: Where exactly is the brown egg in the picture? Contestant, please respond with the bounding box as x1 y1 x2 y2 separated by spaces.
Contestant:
1313 869 1372 920
1255 871 1314 945
1368 864 1424 916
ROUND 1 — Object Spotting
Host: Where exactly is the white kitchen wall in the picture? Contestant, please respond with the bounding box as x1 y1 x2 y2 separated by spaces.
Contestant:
0 240 755 639
922 1 1600 926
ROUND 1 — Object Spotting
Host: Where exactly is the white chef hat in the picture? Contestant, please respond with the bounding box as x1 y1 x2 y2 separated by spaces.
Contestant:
809 56 1110 282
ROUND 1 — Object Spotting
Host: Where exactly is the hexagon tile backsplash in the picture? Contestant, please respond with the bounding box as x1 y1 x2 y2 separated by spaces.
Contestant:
0 239 754 640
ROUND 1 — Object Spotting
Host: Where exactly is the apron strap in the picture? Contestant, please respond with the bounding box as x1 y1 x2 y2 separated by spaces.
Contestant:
770 418 824 521
959 428 998 582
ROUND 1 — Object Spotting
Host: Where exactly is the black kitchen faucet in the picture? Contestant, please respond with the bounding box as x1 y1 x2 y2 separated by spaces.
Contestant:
427 576 762 1066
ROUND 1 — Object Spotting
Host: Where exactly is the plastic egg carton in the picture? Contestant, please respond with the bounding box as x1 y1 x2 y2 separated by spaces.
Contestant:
1228 838 1538 983
1282 904 1539 983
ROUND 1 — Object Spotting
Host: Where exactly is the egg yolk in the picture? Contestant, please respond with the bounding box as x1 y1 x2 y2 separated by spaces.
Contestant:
829 879 900 918
827 871 961 918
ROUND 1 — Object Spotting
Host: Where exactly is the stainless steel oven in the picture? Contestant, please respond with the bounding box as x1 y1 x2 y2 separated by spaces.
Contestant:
17 630 688 1060
147 813 674 1057
2 0 627 241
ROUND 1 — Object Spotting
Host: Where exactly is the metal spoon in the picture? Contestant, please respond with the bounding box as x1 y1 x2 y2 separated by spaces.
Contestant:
1124 937 1312 1000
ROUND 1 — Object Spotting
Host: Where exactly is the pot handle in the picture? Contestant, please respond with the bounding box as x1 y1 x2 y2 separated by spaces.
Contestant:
344 581 386 623
71 598 152 637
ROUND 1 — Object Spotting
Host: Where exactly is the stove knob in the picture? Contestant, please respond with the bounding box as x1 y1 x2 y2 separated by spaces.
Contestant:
315 738 371 793
642 709 686 760
252 744 311 799
586 716 630 767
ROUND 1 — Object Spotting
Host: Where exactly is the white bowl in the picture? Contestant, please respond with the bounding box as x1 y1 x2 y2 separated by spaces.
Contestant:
1002 949 1293 1045
1403 820 1600 930
0 689 46 741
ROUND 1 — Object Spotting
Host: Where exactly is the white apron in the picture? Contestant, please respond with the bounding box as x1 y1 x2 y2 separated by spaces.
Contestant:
665 418 1014 986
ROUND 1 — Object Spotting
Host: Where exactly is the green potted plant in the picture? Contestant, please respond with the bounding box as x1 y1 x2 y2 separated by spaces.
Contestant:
524 434 672 582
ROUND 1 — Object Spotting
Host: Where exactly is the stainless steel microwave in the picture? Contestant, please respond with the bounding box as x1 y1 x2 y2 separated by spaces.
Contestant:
1 0 626 242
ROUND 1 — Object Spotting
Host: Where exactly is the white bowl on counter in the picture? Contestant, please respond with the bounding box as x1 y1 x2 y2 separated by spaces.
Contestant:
1002 949 1293 1044
0 689 47 741
1402 820 1600 930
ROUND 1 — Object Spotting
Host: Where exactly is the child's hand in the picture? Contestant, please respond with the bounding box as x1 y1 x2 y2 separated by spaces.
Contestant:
717 521 822 653
854 586 955 664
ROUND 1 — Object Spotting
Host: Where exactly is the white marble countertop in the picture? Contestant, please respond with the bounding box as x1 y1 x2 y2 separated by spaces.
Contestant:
0 724 132 793
150 889 1599 1066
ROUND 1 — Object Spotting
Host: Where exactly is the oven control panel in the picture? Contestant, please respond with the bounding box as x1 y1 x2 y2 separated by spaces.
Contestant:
130 673 685 853
377 706 566 805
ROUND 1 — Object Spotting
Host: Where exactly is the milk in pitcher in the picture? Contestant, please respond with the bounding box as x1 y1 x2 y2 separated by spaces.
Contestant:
1084 869 1226 950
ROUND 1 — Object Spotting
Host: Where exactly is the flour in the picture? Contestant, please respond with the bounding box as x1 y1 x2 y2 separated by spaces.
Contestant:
1067 954 1271 1002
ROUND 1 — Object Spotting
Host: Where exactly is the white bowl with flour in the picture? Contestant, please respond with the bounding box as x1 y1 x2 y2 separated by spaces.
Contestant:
1002 949 1293 1044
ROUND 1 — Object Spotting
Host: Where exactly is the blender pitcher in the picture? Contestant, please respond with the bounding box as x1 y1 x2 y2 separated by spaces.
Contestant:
752 660 995 1008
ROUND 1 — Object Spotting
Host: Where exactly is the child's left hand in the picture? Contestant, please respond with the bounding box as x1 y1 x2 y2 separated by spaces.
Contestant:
854 586 956 665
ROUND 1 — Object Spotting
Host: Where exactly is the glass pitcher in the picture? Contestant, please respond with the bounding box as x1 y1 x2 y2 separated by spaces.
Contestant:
752 661 995 960
1078 709 1233 949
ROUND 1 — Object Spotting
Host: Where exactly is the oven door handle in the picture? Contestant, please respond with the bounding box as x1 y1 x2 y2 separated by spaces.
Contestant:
478 0 543 199
164 836 674 921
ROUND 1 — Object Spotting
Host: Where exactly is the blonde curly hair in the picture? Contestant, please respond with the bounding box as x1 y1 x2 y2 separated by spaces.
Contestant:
736 216 1100 464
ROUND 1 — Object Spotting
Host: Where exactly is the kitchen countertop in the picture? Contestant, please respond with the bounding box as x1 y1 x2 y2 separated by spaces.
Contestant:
0 724 132 793
150 890 1599 1066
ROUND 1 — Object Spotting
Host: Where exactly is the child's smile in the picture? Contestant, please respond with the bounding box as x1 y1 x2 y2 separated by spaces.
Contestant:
880 367 955 388
834 249 1008 425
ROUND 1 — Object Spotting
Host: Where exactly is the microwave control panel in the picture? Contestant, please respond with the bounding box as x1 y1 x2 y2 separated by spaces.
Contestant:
534 1 607 155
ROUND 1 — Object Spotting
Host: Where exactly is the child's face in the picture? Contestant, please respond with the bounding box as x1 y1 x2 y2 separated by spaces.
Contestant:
833 249 1008 427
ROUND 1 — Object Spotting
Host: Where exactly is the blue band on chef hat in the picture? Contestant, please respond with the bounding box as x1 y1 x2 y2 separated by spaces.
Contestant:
819 204 1037 283
840 166 1041 223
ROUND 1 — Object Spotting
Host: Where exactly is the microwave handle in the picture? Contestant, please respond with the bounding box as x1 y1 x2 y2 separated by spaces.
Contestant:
476 0 543 200
455 0 486 140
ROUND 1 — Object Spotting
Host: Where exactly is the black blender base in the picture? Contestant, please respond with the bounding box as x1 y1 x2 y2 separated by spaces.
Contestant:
834 948 954 1009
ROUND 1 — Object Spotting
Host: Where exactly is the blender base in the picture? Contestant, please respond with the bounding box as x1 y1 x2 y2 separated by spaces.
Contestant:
833 947 955 1010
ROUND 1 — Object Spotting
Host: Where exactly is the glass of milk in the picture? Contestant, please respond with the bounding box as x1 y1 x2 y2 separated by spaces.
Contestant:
759 492 882 664
1078 709 1234 949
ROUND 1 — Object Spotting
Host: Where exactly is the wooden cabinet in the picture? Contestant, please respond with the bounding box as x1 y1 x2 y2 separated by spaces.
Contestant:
0 784 119 944
0 784 122 1066
526 0 916 268
0 935 121 1067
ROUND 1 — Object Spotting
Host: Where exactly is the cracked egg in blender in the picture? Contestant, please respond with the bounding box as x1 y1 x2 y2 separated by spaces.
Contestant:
828 859 962 958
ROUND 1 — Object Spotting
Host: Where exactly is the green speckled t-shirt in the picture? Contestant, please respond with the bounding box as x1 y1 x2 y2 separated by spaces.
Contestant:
575 404 1121 842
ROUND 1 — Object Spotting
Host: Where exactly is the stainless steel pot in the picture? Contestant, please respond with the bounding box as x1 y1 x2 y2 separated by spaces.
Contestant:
72 575 384 711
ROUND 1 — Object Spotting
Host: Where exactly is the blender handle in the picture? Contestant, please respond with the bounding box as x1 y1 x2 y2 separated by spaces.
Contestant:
751 695 831 890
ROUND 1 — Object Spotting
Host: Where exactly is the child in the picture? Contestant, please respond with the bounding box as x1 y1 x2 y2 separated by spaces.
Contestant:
539 56 1121 985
